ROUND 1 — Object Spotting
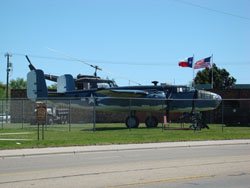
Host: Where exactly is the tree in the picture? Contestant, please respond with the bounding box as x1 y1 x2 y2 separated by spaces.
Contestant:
47 83 57 90
0 82 6 98
10 78 27 89
194 64 236 89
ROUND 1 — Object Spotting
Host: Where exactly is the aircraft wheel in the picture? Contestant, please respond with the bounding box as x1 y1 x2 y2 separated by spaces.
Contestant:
126 116 139 128
145 116 158 128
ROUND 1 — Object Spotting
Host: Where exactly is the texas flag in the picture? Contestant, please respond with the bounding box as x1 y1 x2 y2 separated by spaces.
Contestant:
178 57 193 68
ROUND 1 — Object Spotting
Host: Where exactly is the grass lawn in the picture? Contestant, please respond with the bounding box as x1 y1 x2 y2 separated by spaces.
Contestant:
0 123 250 149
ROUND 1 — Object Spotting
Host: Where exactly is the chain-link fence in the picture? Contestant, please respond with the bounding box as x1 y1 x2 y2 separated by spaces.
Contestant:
0 98 250 131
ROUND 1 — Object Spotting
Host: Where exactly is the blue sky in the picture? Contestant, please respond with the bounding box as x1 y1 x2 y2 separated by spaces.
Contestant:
0 0 249 86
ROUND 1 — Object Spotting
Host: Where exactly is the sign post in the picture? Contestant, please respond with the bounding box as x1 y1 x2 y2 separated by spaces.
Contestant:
36 103 46 140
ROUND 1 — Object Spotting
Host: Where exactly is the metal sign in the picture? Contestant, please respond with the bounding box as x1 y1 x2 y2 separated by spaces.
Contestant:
37 103 46 124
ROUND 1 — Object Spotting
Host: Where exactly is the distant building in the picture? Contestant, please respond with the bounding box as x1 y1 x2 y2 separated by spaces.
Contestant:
208 85 250 126
232 84 250 89
195 84 212 90
195 84 250 90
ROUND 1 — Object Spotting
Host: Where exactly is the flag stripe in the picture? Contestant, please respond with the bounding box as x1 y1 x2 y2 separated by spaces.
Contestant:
178 57 193 68
194 57 211 69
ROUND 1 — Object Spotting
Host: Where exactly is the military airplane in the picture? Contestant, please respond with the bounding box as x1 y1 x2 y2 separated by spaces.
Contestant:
27 67 221 129
26 50 222 129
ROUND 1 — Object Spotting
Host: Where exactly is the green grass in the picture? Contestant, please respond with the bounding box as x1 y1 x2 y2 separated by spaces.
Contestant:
0 123 250 149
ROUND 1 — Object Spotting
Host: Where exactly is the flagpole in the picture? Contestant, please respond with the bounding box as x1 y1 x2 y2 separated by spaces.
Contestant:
192 54 195 88
211 54 213 89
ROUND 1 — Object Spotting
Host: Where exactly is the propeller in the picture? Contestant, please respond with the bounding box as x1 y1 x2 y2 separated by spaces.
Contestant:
47 48 141 85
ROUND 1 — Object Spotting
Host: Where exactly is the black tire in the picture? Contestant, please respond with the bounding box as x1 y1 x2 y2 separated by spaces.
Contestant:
125 116 139 128
145 116 158 128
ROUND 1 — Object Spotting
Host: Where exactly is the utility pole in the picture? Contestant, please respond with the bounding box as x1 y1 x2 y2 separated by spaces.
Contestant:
5 53 12 123
5 53 12 99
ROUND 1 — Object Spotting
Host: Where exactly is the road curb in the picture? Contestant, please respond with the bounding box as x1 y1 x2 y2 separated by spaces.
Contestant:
1 139 250 158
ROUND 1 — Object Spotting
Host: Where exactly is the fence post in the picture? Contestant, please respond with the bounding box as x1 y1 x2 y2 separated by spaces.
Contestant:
22 99 24 129
69 99 71 132
45 100 48 131
5 97 9 126
42 124 45 140
93 96 96 132
221 100 224 132
129 98 131 131
161 99 164 132
38 124 40 140
1 99 3 129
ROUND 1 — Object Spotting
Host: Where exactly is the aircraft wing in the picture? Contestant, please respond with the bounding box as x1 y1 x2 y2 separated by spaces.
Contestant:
96 89 149 98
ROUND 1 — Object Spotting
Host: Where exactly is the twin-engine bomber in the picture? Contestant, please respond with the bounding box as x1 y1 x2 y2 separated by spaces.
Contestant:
27 68 221 129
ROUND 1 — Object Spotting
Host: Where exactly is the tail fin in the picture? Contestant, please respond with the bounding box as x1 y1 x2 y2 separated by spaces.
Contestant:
57 74 75 92
27 70 48 99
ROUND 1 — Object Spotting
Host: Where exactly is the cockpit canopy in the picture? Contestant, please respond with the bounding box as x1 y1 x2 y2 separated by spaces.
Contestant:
174 86 195 93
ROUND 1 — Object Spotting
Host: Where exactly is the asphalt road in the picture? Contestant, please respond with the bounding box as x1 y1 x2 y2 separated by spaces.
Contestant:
0 143 250 188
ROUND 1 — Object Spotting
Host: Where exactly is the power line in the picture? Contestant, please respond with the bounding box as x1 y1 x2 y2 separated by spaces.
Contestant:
1 52 249 66
174 0 250 21
47 48 142 85
0 52 71 61
2 52 173 65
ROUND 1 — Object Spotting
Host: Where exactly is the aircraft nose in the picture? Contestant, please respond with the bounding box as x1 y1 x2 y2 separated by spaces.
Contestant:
210 92 221 100
211 92 222 108
197 90 222 111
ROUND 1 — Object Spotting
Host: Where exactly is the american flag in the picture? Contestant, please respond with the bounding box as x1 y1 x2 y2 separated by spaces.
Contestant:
194 57 211 69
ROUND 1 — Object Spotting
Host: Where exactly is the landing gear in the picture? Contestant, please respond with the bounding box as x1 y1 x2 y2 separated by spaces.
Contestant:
190 112 210 130
125 116 139 128
145 116 158 128
125 112 159 129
